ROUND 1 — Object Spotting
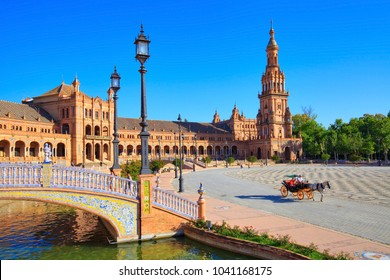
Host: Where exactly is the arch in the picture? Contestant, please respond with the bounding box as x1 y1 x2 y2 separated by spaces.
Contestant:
102 126 109 136
95 143 101 160
29 141 40 157
127 145 133 156
119 145 124 156
190 146 196 156
284 147 291 161
231 146 238 156
103 144 109 160
257 147 262 159
215 146 221 157
57 143 66 157
85 125 92 135
206 146 213 156
86 143 92 160
136 145 142 155
155 145 161 157
198 146 205 155
15 141 26 157
0 190 138 242
223 146 229 155
164 145 170 155
62 123 70 134
173 145 178 155
94 126 100 136
0 140 11 157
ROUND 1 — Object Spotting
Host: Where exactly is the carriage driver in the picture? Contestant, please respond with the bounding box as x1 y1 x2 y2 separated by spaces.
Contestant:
295 174 304 186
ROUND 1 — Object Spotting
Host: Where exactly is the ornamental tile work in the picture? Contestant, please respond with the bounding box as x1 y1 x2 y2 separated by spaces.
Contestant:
0 190 137 237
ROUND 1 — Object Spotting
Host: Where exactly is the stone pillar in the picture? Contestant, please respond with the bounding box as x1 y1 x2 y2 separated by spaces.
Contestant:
197 183 206 220
138 173 155 240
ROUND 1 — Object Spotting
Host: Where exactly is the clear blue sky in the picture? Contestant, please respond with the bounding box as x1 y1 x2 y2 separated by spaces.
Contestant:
0 0 389 128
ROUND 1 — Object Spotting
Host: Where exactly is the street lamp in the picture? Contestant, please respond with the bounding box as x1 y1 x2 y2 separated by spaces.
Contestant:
377 138 381 166
110 66 121 171
193 134 197 172
225 140 228 168
178 114 184 192
134 25 151 175
174 132 178 178
158 136 161 161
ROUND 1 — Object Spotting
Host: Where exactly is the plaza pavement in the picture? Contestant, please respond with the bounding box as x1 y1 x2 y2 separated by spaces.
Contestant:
158 164 390 260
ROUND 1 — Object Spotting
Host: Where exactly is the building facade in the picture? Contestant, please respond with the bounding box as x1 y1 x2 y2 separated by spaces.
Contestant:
0 27 302 166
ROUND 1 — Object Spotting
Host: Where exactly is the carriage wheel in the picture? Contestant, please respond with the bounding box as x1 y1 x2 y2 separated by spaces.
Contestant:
280 186 288 197
297 190 304 200
307 191 313 200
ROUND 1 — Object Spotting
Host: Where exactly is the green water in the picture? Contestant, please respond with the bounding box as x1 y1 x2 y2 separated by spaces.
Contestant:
0 201 253 260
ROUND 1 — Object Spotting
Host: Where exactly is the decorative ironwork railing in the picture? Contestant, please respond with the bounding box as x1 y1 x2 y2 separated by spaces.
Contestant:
152 187 198 219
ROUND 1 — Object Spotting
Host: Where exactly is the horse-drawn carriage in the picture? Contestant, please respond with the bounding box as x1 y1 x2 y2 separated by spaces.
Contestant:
280 174 331 201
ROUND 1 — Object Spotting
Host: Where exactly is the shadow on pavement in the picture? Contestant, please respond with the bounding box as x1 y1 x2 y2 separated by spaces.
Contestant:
235 194 298 203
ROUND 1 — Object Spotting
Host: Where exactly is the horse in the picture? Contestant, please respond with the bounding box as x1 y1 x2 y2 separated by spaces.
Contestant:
307 181 331 202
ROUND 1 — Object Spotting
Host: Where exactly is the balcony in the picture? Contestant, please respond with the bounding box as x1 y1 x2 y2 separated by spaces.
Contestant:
85 135 111 141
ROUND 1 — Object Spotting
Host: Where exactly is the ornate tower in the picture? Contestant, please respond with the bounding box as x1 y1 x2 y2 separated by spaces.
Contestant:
258 24 293 140
212 110 220 123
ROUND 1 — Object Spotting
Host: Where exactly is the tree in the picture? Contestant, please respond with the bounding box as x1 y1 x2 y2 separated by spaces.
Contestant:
247 155 257 165
202 156 212 166
121 160 141 181
150 159 165 172
227 156 235 165
172 158 181 167
293 109 326 159
321 153 330 164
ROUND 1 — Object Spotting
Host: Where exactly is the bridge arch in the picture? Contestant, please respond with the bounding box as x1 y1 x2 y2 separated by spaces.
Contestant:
0 164 199 243
0 189 138 241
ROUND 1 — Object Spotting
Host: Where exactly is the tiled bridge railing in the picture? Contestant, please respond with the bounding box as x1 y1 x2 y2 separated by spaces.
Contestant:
0 163 198 219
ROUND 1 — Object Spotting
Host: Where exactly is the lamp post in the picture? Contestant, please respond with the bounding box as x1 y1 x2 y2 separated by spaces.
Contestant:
174 132 178 178
134 25 151 175
193 134 197 172
110 66 121 171
225 140 228 168
378 138 381 166
158 136 161 161
178 114 184 192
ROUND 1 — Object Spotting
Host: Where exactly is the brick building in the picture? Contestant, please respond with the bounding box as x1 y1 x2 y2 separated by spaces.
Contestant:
0 27 302 166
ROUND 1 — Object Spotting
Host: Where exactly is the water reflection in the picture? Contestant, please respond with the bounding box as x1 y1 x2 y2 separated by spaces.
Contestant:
0 201 254 260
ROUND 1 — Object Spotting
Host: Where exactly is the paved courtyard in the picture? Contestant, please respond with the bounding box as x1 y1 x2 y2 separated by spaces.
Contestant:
172 164 390 245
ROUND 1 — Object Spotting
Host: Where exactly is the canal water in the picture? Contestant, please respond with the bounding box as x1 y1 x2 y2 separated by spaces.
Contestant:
0 201 253 260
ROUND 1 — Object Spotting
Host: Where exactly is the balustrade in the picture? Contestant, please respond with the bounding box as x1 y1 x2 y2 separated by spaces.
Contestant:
152 187 198 219
0 163 196 219
0 164 138 199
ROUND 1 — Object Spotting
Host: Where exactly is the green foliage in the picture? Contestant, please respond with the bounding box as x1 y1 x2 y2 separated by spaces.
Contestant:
150 159 165 172
227 156 235 165
172 158 181 167
247 155 257 164
271 155 280 163
121 160 141 181
321 153 330 162
202 156 212 164
191 220 351 260
349 154 361 162
293 110 390 162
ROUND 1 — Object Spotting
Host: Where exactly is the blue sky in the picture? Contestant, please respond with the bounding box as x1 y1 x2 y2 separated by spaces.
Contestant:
0 0 389 128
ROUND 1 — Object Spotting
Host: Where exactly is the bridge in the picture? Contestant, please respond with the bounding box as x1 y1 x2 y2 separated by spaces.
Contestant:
0 163 200 243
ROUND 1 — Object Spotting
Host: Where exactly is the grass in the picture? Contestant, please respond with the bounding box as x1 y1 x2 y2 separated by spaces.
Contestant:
193 219 352 260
